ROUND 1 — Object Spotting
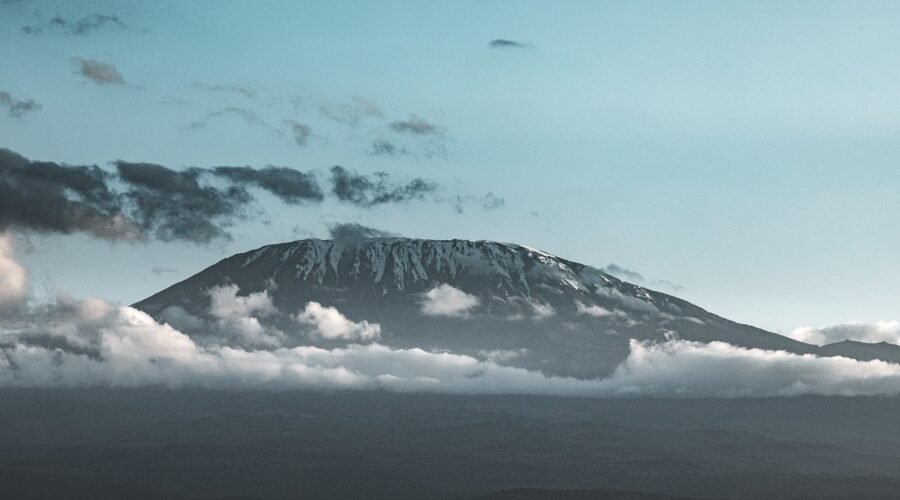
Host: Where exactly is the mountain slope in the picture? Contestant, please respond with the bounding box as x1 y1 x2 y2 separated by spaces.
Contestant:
135 238 816 377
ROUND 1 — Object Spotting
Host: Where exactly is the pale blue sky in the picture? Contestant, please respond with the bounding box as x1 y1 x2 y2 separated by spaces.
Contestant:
2 0 899 333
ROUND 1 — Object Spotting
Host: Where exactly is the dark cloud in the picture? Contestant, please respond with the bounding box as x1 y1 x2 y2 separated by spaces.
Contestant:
448 193 507 213
0 147 458 243
116 161 252 243
318 96 383 127
191 82 256 99
284 120 312 147
0 91 40 118
72 58 125 86
23 13 126 36
0 148 137 240
389 115 443 136
488 39 531 49
211 166 323 204
330 166 438 207
328 222 400 242
369 140 408 157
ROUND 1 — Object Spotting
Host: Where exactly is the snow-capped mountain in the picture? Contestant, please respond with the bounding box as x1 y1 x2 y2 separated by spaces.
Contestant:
136 238 819 377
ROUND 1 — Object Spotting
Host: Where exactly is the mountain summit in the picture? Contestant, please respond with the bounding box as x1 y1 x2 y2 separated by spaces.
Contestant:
136 237 816 377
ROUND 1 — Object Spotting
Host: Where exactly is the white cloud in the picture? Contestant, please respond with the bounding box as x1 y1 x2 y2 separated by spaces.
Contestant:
207 285 282 347
789 321 900 346
296 301 381 341
595 339 900 397
576 301 618 318
421 284 479 317
0 233 27 312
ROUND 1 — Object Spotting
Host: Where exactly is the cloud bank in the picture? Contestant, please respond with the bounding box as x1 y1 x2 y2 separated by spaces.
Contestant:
789 321 900 346
5 236 899 397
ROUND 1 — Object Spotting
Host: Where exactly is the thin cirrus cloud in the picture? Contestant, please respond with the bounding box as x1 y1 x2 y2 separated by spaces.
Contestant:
0 147 476 244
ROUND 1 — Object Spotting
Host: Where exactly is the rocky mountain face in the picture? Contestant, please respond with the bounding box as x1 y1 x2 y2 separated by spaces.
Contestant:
135 238 870 378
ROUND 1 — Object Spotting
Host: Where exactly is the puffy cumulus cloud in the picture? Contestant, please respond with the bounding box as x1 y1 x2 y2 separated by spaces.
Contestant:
789 321 900 346
208 285 282 348
596 339 900 398
296 302 381 341
421 284 480 317
0 233 27 313
211 165 323 204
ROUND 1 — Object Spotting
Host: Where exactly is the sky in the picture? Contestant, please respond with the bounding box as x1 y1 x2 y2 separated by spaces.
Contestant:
1 0 898 335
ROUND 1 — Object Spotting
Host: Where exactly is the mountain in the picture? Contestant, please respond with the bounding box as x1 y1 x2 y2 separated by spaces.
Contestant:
135 237 819 378
819 340 900 364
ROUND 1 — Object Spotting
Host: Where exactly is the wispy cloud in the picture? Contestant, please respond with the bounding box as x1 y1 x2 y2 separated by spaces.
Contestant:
488 39 533 49
0 91 40 118
23 13 126 36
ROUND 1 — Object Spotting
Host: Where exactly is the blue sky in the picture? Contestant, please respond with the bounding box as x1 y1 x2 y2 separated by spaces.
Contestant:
1 0 899 333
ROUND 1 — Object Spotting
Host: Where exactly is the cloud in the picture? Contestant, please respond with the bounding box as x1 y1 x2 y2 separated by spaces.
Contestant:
602 264 645 283
6 240 900 397
328 222 400 242
0 147 455 243
330 166 439 207
576 301 618 318
0 148 141 240
0 91 40 118
191 82 256 99
421 284 480 317
488 39 532 49
211 165 323 204
208 285 283 348
0 234 27 313
115 161 252 243
389 115 444 136
284 120 313 147
23 13 127 36
789 321 900 346
150 266 178 276
186 107 281 135
296 302 381 341
369 140 408 157
72 58 125 85
318 96 383 127
595 338 900 398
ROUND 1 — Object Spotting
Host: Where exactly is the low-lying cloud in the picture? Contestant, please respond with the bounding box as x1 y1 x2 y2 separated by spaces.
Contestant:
296 302 381 341
789 321 900 346
7 236 898 397
421 284 480 317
